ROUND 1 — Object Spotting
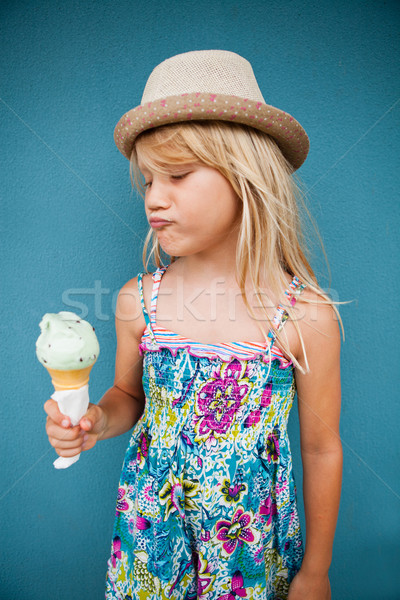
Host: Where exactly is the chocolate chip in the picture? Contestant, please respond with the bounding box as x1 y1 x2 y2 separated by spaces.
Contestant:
79 358 83 362
43 359 47 363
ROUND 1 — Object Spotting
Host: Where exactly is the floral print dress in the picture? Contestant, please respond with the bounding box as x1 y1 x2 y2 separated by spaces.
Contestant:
105 266 306 600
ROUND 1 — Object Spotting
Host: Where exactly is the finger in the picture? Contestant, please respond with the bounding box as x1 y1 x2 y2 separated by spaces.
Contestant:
54 446 83 458
81 433 98 452
79 404 105 435
44 398 70 428
46 420 81 442
79 417 92 432
48 433 85 451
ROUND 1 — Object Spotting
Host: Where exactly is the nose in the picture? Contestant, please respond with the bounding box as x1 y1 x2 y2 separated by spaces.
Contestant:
145 177 171 212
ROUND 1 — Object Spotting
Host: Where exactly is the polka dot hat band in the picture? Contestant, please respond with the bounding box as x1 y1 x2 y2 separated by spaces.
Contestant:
114 50 310 171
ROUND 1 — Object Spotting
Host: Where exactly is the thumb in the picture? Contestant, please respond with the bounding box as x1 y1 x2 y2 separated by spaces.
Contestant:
79 403 105 435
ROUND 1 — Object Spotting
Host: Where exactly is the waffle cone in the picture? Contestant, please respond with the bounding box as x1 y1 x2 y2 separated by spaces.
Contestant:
46 364 95 391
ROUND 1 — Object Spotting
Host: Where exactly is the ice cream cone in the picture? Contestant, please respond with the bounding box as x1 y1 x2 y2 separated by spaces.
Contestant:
46 364 95 391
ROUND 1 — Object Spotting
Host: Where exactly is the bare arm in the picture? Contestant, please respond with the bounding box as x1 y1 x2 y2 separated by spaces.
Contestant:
96 277 148 440
288 296 342 599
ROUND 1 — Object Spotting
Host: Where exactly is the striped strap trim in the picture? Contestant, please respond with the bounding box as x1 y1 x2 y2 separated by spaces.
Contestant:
140 325 291 365
267 276 306 346
150 267 167 324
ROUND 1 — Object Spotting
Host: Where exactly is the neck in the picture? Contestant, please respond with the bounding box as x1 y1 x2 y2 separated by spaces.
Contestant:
177 230 240 282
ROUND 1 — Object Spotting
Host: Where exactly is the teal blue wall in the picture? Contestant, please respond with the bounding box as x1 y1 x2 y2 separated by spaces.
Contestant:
1 1 399 598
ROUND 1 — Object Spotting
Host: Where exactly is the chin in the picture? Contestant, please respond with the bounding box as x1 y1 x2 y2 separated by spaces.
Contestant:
158 239 186 257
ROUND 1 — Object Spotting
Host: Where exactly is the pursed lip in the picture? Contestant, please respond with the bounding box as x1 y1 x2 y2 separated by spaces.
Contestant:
149 217 172 229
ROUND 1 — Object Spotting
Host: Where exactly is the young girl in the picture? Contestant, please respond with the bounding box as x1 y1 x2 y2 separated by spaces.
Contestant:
44 50 342 600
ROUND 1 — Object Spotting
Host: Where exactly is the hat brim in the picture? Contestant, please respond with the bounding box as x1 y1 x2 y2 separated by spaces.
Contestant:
114 92 309 171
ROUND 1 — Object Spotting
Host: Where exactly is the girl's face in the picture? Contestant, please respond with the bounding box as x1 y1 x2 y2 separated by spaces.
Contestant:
137 154 242 258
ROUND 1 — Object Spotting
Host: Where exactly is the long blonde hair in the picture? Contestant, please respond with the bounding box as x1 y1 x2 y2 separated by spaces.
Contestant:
130 121 339 370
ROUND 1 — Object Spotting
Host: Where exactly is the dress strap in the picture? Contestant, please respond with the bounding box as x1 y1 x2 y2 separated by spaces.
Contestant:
267 276 306 346
137 273 150 327
137 271 158 345
150 266 168 326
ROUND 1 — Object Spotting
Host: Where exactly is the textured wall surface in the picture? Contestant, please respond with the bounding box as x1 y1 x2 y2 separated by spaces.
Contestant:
1 1 399 598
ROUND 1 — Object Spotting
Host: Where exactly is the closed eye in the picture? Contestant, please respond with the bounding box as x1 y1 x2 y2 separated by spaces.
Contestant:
142 171 191 188
170 172 190 181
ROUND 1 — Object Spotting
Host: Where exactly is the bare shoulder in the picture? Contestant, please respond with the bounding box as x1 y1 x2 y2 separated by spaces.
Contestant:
115 273 153 341
295 287 341 367
296 287 341 336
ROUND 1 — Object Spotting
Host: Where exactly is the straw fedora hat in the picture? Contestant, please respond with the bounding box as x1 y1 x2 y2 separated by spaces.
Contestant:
114 50 309 170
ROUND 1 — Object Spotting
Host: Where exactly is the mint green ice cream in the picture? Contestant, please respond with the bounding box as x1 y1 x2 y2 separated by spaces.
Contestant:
36 311 100 370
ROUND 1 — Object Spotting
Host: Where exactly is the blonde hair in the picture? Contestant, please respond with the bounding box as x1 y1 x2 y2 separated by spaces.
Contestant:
130 121 339 371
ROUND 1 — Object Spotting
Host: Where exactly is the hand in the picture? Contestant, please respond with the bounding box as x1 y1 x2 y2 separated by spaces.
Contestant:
287 569 331 600
44 398 107 457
